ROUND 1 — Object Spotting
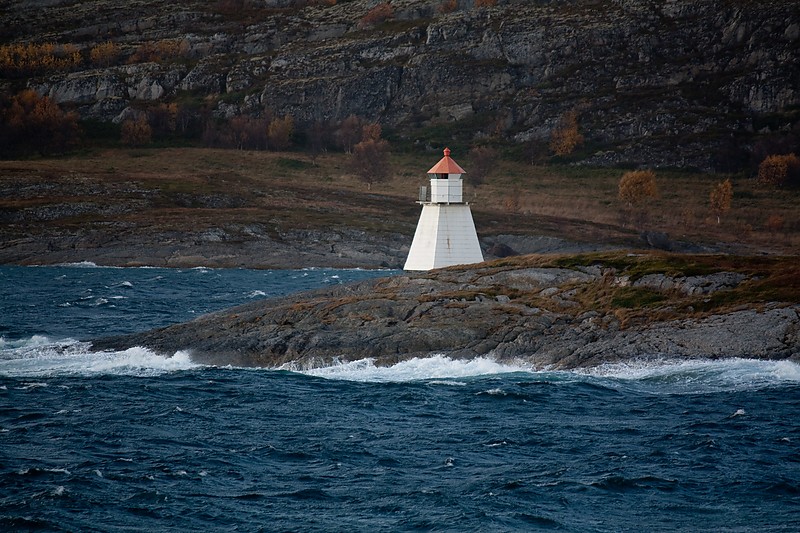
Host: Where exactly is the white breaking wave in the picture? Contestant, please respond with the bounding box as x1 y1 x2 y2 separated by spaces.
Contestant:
580 358 800 393
293 355 531 383
0 337 199 377
0 335 52 350
52 261 120 269
291 354 800 390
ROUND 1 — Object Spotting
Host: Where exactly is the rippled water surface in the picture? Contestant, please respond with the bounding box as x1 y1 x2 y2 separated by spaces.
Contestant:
2 265 799 532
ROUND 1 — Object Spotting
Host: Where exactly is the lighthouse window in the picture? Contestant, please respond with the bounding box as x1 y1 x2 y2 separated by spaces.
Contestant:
438 173 447 179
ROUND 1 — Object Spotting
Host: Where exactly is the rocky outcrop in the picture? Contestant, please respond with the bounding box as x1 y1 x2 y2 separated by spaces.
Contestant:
6 0 798 170
91 255 800 369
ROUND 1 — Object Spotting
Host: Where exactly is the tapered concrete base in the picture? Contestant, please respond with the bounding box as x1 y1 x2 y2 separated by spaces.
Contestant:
404 203 483 271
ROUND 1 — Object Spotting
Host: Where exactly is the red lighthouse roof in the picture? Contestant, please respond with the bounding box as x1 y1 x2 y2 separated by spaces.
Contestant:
427 147 466 175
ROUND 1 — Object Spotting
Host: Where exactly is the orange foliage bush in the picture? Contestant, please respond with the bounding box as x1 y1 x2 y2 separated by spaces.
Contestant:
0 42 82 77
475 0 497 7
709 178 733 225
267 115 295 151
549 110 583 156
0 89 81 156
618 170 658 206
757 153 800 187
90 41 121 67
359 2 393 28
361 122 382 142
120 116 152 146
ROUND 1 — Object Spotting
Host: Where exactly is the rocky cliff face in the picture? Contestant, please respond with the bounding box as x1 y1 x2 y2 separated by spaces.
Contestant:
4 0 798 170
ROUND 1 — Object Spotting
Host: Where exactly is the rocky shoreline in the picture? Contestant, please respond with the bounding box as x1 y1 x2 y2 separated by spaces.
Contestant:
91 252 800 370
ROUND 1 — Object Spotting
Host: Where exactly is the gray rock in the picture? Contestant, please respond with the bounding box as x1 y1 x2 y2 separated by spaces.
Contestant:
89 263 800 370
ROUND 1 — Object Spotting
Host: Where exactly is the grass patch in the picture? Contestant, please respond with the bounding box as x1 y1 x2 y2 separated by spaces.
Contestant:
276 157 315 171
610 287 668 308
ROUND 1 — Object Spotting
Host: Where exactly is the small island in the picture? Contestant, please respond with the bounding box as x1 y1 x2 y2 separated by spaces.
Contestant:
91 251 800 370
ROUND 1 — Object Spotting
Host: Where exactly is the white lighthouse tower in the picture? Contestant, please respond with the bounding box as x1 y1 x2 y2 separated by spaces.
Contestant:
404 148 484 271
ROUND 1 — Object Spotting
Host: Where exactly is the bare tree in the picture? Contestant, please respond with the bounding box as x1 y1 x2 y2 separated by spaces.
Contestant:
351 136 390 189
468 145 497 187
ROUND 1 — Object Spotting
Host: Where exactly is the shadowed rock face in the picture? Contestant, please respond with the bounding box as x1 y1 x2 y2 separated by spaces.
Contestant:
6 0 798 170
91 258 800 370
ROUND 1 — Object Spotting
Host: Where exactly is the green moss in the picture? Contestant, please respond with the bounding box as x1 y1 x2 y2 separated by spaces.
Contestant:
610 287 668 309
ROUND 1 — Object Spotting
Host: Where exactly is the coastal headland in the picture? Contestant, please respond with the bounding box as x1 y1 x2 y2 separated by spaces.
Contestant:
92 252 800 370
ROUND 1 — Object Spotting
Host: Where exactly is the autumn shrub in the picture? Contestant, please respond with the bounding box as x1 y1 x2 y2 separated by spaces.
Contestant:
120 116 152 146
351 127 390 188
148 103 179 137
90 41 121 67
0 89 81 156
757 153 800 187
475 0 497 7
361 122 382 142
359 2 393 28
618 170 658 206
268 115 295 151
438 0 457 14
226 115 268 150
503 192 521 213
709 178 733 225
549 110 583 156
0 42 82 77
618 169 658 228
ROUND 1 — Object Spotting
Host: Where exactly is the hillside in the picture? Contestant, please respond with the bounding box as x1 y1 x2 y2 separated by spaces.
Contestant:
2 0 799 169
2 148 797 269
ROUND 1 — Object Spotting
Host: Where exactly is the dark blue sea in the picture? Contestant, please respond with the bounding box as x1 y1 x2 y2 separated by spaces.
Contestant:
1 264 799 532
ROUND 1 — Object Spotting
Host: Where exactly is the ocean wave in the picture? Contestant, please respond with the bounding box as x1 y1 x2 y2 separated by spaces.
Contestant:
0 338 199 378
51 261 120 269
579 358 800 393
284 354 800 391
0 335 53 350
290 355 531 383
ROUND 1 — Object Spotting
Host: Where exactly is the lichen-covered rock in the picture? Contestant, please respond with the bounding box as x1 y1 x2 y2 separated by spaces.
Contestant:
90 261 800 370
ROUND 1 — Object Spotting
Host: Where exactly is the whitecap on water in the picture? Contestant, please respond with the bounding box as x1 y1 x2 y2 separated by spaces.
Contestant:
0 337 200 378
292 354 530 383
580 358 800 393
0 335 52 350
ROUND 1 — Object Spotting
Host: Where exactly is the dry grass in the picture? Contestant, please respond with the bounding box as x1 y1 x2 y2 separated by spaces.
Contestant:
1 147 798 253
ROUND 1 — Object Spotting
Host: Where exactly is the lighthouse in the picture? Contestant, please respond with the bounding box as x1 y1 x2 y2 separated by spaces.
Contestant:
404 148 484 271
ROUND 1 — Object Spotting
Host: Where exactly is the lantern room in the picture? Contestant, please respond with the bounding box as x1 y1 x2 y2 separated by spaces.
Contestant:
427 147 465 203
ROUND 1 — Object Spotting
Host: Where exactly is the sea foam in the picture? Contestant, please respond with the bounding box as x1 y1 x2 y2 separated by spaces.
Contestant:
296 354 530 383
0 338 199 378
292 354 800 391
580 358 800 393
